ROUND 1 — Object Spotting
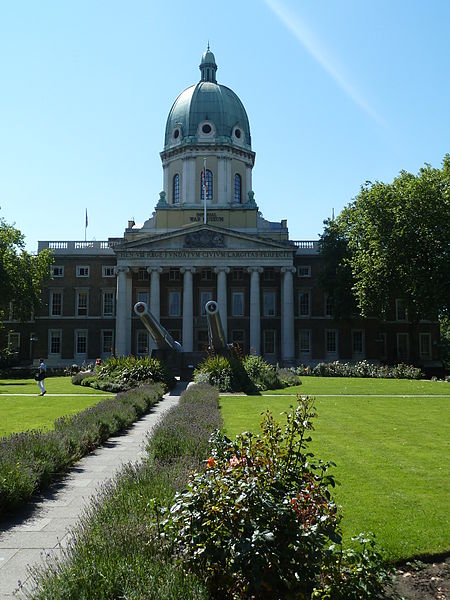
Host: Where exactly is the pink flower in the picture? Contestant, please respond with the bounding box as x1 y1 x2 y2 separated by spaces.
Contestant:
229 456 239 467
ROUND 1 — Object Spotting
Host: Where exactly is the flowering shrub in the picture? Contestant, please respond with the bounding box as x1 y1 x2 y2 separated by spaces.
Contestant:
193 355 234 391
166 397 391 598
297 360 423 379
76 355 176 391
242 355 280 390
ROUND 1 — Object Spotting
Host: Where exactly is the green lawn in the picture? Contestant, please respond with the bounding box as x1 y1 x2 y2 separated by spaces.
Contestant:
220 377 450 562
0 377 113 436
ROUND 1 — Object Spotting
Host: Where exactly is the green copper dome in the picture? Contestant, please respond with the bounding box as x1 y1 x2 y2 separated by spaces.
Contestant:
164 50 252 151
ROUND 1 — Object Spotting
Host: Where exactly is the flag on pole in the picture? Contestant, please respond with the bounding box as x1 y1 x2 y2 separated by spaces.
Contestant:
85 208 88 228
203 159 207 224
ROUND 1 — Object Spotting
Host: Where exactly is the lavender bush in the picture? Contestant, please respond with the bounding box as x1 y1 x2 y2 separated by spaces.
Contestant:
28 384 221 599
0 384 163 517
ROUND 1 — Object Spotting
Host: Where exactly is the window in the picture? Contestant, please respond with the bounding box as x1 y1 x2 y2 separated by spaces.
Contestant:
232 291 244 316
76 265 90 278
263 268 275 281
298 291 310 317
102 266 115 278
263 330 276 354
137 331 149 356
76 290 88 317
299 329 311 354
173 174 180 203
201 269 213 281
101 330 114 355
51 265 64 278
397 333 409 360
325 295 334 318
138 268 149 281
352 330 365 357
137 290 149 305
200 169 213 200
75 330 88 355
102 291 114 317
419 333 431 360
232 268 244 281
168 290 181 316
50 291 63 316
396 299 408 321
8 332 20 352
234 173 241 203
325 330 338 355
297 265 311 278
377 332 387 360
231 330 245 347
169 268 181 281
200 290 213 315
49 330 62 355
263 291 276 316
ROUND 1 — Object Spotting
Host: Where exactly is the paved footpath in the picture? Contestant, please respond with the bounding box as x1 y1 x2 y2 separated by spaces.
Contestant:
0 382 186 599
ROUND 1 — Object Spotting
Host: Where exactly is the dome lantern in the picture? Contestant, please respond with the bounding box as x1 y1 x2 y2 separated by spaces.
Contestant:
199 44 217 83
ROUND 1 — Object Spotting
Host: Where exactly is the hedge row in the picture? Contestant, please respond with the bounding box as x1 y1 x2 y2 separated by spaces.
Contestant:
296 360 424 379
0 384 164 517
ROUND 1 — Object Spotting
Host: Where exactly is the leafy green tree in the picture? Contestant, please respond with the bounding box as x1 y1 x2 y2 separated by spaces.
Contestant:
318 218 357 319
0 214 53 325
330 156 450 324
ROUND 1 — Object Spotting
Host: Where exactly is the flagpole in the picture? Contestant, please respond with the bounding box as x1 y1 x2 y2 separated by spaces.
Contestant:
203 158 207 224
85 208 88 242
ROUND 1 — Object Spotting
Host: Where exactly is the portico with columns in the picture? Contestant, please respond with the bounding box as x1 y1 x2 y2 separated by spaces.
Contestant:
113 223 297 365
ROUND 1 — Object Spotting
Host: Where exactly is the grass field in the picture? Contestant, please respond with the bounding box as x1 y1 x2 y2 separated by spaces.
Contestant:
0 377 114 436
220 376 450 563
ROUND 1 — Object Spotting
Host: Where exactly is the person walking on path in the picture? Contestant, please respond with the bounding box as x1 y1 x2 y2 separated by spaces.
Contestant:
36 358 46 396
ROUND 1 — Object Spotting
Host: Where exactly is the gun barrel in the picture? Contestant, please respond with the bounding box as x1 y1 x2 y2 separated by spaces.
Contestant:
205 300 228 352
134 302 182 352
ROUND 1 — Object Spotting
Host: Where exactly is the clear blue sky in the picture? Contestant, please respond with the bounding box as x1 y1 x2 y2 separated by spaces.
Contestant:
1 0 449 252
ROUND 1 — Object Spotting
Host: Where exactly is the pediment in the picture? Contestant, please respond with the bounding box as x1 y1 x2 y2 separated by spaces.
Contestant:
115 224 292 253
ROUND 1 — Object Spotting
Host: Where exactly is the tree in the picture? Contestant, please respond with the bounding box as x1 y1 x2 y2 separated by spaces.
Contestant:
0 214 53 325
318 218 357 319
331 156 450 324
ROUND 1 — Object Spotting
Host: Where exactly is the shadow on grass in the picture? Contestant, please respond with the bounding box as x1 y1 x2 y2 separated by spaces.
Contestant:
0 382 29 387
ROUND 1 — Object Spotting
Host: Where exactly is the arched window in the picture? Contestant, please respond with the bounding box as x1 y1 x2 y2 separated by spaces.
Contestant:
234 173 242 203
200 169 213 200
173 174 180 203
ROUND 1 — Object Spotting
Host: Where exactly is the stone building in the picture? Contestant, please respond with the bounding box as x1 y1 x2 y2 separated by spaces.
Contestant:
6 49 441 369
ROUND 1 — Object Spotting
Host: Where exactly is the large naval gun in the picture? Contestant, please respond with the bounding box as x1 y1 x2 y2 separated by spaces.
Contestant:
205 300 231 356
133 302 182 352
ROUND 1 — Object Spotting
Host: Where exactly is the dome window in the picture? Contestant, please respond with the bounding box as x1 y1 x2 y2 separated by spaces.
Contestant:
235 128 241 139
173 128 180 139
201 169 213 201
234 174 242 203
202 123 212 134
173 174 180 204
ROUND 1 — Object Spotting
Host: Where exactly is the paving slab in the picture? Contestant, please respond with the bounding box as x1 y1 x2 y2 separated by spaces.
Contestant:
0 383 185 599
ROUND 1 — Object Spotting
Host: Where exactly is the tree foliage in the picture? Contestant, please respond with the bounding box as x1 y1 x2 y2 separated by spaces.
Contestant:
318 218 357 318
0 214 53 324
321 156 450 322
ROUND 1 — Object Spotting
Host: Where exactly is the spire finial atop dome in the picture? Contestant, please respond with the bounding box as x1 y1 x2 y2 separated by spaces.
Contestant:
200 46 217 83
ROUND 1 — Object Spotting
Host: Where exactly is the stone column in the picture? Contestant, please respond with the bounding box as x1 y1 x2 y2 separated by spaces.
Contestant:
115 266 131 356
246 165 252 201
181 267 196 351
281 267 296 365
147 267 163 351
248 267 263 355
214 267 230 341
